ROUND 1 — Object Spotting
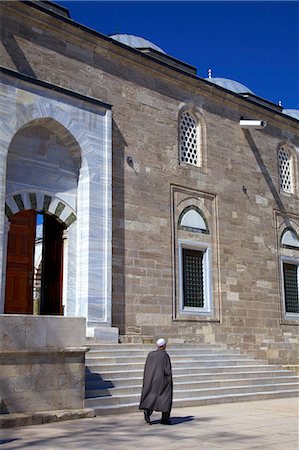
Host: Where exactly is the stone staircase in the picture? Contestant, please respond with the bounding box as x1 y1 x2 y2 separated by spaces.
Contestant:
85 343 299 416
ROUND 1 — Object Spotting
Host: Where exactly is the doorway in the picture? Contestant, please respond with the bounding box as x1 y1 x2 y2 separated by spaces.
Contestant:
4 210 65 315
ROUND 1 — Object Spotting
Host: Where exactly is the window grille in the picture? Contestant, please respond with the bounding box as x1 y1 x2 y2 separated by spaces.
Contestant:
283 262 299 313
182 248 204 307
180 111 199 166
278 147 292 193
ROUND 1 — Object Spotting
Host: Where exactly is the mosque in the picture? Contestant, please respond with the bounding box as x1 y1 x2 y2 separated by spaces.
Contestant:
0 0 298 417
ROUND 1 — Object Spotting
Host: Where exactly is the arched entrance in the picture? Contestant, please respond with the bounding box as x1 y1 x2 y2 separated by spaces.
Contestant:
5 210 66 315
0 78 113 336
4 117 79 315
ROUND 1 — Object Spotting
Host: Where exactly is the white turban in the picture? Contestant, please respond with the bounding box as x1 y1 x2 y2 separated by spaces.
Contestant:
156 338 166 347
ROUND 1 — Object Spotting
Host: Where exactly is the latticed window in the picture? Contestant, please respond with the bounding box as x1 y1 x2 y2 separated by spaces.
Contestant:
278 147 293 193
180 111 199 166
280 230 299 318
283 262 299 313
182 248 204 308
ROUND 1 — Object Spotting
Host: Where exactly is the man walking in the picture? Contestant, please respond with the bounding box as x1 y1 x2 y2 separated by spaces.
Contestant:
139 338 173 425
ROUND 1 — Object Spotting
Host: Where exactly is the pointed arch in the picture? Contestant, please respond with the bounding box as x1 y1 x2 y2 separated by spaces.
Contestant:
1 76 113 329
178 206 209 233
2 96 106 173
16 117 82 170
281 228 299 249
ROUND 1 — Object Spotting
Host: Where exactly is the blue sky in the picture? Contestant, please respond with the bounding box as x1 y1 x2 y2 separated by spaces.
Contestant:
56 1 298 109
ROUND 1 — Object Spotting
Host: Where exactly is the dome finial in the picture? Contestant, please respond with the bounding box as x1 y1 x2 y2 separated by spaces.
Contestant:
208 68 212 79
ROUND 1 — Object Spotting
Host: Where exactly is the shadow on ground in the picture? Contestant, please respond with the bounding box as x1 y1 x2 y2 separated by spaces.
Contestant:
150 415 195 425
0 438 20 445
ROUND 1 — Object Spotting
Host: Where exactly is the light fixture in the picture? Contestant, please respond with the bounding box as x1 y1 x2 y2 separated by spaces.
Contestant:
239 119 267 129
126 156 134 167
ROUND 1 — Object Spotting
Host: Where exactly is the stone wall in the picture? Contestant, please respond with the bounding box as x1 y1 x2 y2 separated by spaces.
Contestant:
0 316 88 414
1 2 298 364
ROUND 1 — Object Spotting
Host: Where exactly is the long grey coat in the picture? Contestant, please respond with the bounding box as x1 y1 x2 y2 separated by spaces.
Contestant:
139 349 173 412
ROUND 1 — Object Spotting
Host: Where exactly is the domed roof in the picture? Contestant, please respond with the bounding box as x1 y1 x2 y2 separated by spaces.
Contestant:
110 34 166 54
205 77 255 95
282 109 299 120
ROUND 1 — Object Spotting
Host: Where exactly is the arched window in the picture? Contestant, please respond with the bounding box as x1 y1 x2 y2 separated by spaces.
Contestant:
178 207 211 312
179 207 208 233
280 228 299 316
278 146 293 193
281 229 299 249
179 110 200 166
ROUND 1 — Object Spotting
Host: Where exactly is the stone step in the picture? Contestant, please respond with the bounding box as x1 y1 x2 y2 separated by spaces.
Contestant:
172 389 299 408
0 408 95 429
86 349 238 358
85 368 295 385
85 364 288 380
86 358 266 372
87 343 224 351
85 382 299 407
85 344 298 414
87 361 281 380
90 389 299 415
85 375 299 397
174 382 299 398
85 353 251 363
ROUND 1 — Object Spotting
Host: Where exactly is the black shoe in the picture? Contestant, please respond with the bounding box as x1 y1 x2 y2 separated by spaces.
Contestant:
144 411 151 424
161 419 171 425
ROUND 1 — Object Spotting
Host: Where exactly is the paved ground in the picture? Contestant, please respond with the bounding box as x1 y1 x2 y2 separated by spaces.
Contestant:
1 398 298 450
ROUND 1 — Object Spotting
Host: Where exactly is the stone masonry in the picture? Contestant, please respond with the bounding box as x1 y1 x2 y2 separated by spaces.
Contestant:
0 2 298 364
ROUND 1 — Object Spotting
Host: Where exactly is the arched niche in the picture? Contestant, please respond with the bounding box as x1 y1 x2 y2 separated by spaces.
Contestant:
6 119 81 212
179 206 209 233
281 229 299 249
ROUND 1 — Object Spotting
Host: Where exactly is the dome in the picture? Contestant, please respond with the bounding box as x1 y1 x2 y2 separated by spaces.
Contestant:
110 34 166 54
282 109 299 120
205 77 255 95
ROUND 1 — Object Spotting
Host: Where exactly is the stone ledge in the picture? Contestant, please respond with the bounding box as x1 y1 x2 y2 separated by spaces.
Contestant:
119 334 154 344
0 408 95 428
283 365 299 373
0 347 90 359
87 326 119 343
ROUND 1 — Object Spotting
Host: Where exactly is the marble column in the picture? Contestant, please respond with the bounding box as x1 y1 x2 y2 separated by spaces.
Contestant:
0 218 10 313
75 111 116 340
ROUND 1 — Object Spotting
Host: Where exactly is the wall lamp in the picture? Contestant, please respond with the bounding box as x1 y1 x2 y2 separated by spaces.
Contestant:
239 119 267 129
126 156 134 167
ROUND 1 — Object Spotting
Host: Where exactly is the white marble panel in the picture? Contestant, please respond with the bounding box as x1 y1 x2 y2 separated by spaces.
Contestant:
65 221 77 316
47 197 61 215
5 196 19 215
36 191 46 210
22 192 33 210
0 315 86 350
0 77 113 335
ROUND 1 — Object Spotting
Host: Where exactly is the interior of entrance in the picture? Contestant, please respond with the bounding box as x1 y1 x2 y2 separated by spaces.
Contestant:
5 210 65 315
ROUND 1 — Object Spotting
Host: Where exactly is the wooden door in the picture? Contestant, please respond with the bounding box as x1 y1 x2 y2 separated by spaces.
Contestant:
5 210 36 314
40 214 64 315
